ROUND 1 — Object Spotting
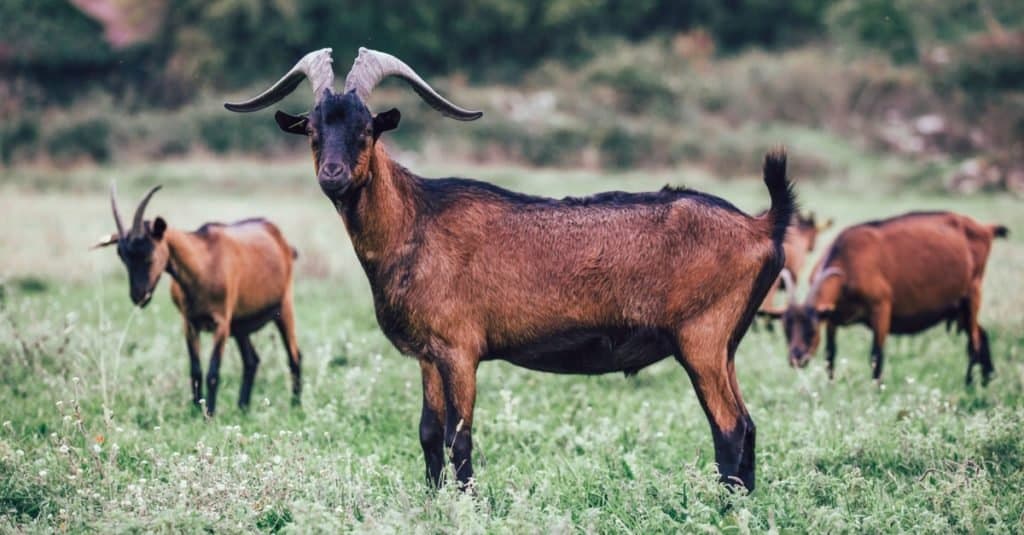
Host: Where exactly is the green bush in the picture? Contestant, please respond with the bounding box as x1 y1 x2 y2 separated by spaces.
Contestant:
45 117 112 164
0 118 39 165
827 0 919 63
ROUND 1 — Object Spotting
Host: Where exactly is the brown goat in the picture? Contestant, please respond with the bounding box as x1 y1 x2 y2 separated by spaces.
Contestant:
225 47 796 491
759 212 832 311
95 184 302 414
759 211 1008 385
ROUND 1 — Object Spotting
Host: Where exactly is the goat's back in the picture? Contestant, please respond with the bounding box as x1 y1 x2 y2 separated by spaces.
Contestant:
195 218 295 315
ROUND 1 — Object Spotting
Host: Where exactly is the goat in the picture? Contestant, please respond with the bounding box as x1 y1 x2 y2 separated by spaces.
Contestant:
94 184 303 414
759 212 832 312
759 211 1008 385
224 47 796 491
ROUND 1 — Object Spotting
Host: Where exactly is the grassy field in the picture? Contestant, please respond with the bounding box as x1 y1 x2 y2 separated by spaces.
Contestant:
1 157 1022 533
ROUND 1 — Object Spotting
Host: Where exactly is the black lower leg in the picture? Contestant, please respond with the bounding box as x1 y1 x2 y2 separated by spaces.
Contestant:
188 349 202 406
979 327 994 386
288 351 302 405
205 340 225 416
444 400 474 488
419 404 446 488
870 343 884 382
825 325 837 380
235 335 259 409
711 415 756 491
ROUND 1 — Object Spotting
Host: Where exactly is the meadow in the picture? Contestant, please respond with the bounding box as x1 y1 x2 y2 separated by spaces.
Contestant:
1 157 1022 533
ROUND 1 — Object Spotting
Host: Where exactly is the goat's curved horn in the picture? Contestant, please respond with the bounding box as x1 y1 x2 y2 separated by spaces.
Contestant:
130 185 162 237
779 268 798 305
110 181 126 240
808 267 843 301
224 48 335 112
343 47 482 121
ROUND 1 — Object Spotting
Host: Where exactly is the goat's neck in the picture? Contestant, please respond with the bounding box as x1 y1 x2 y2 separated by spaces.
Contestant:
164 229 206 295
339 144 417 267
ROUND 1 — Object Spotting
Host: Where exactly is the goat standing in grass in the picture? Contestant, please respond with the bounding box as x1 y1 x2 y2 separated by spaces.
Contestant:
225 47 795 491
95 185 303 414
760 211 1007 385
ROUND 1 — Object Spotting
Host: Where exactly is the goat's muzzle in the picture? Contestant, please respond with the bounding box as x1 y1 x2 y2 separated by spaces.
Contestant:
318 163 352 198
789 348 811 369
131 288 154 308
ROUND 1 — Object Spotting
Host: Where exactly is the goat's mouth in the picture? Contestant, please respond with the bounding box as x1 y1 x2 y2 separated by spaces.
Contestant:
135 289 154 308
318 175 352 199
789 353 811 369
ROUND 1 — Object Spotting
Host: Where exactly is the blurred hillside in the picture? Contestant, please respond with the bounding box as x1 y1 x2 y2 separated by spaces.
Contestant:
1 0 1022 193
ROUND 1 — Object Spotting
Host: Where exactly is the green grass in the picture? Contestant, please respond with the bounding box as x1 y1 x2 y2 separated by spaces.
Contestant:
1 158 1022 533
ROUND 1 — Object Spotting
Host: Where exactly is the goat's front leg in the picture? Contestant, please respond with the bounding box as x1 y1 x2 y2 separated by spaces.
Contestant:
418 358 446 488
185 321 203 406
825 322 838 381
204 320 230 416
434 349 479 489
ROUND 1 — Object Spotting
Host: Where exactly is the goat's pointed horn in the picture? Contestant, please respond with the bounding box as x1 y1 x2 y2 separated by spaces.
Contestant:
808 267 843 301
779 268 798 305
224 48 335 112
110 181 126 239
130 185 162 236
343 47 482 121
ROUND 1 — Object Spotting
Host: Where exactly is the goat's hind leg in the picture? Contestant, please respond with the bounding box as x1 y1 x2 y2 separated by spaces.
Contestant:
964 283 994 387
274 295 303 405
674 326 756 492
233 333 260 410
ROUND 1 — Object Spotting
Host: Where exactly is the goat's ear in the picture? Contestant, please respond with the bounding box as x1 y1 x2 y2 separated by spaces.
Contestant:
152 217 167 240
274 111 308 135
91 233 119 249
757 309 784 320
372 108 401 140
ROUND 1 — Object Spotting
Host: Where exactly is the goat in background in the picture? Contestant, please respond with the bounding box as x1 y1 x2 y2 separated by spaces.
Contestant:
95 184 303 414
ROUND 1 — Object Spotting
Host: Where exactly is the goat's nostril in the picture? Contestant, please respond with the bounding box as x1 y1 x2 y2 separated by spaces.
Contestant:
321 163 343 178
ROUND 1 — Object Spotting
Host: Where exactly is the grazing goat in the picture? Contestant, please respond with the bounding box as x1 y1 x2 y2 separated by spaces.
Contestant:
759 211 1008 385
95 184 303 414
759 212 832 312
224 47 796 491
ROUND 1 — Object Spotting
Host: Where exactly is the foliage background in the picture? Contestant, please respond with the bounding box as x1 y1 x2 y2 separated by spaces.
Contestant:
2 0 1023 192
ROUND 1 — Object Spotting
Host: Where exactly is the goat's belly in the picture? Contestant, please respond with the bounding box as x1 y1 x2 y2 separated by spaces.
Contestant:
229 303 282 335
485 327 674 374
890 305 959 335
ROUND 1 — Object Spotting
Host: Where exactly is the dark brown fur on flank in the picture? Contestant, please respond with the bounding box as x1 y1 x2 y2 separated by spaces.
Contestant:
225 47 797 492
96 188 303 415
761 211 1008 385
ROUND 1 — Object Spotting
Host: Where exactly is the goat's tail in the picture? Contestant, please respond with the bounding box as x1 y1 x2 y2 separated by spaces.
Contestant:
992 224 1009 239
762 147 797 249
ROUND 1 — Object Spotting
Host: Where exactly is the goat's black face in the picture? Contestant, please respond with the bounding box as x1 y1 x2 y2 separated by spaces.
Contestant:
781 305 824 368
275 89 401 200
116 218 169 308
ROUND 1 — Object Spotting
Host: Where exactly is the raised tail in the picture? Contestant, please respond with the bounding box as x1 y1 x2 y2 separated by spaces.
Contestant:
763 147 797 248
992 224 1009 239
